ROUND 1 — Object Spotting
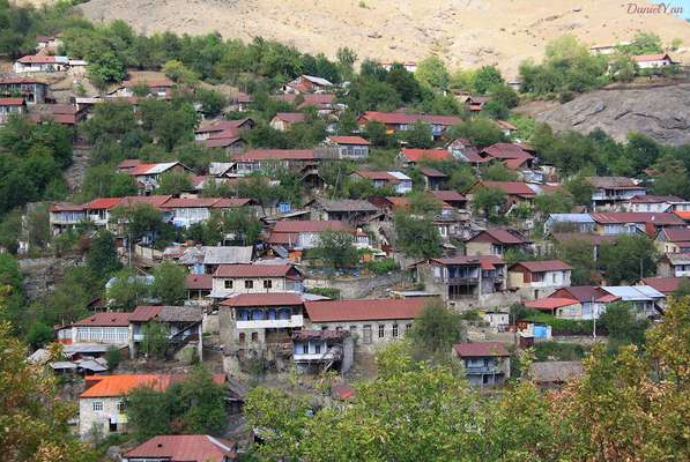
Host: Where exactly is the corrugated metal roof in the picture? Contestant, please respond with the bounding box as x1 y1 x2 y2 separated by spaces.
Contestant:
602 286 664 300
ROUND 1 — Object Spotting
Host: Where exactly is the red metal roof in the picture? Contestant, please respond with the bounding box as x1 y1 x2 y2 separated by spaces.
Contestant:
0 97 24 106
660 228 690 242
125 435 237 462
355 170 397 181
511 260 572 272
120 195 173 209
273 220 352 233
81 373 226 398
164 198 222 208
481 143 534 160
328 135 369 145
220 292 304 307
524 298 580 311
359 111 462 126
184 274 213 291
0 76 48 85
304 298 428 322
234 149 316 162
428 255 505 268
400 148 452 163
85 197 123 210
633 53 673 62
50 202 84 212
273 112 306 123
454 341 509 357
129 305 164 322
550 286 610 303
214 264 295 278
419 167 448 178
640 277 686 294
17 55 60 64
477 181 536 197
74 312 133 327
590 212 684 226
468 228 528 245
431 190 466 202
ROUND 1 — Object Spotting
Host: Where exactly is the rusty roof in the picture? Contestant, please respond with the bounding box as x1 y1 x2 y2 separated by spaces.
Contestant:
81 373 226 398
304 298 429 323
124 435 237 462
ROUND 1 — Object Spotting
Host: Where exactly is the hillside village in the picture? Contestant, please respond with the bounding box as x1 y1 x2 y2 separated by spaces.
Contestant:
3 1 690 461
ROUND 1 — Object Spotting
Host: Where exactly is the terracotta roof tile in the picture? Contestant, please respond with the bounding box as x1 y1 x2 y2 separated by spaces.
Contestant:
74 312 132 327
511 260 572 272
454 341 509 357
220 292 304 307
304 298 429 322
125 435 237 462
214 264 295 278
400 148 452 163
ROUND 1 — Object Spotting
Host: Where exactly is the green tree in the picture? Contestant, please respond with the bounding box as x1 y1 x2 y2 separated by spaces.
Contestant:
196 88 226 117
599 234 658 285
649 155 690 199
394 212 440 258
402 120 433 149
363 121 389 148
107 268 152 310
608 53 638 82
472 66 504 94
170 365 227 434
87 230 121 282
140 319 171 359
162 59 198 84
152 261 187 305
449 117 505 147
408 300 464 359
0 300 96 462
311 230 358 269
557 238 598 285
25 322 54 349
480 162 519 181
105 345 123 371
156 170 193 195
599 301 649 352
222 208 261 246
471 186 506 222
622 31 663 55
535 191 574 215
126 385 172 441
415 56 450 91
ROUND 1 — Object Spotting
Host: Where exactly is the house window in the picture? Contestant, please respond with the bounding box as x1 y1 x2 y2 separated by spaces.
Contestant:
406 323 413 332
363 325 372 344
245 280 254 289
378 324 385 338
92 402 103 411
349 325 357 333
552 273 558 283
117 401 126 413
224 280 233 289
321 325 329 331
109 421 118 433
239 333 245 344
251 332 258 342
392 324 399 338
263 280 273 289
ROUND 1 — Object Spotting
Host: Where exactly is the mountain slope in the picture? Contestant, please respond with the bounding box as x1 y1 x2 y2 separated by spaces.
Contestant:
76 0 690 77
533 82 690 145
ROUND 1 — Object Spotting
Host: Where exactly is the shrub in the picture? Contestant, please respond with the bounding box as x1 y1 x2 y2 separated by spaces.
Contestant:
533 341 586 361
364 258 399 275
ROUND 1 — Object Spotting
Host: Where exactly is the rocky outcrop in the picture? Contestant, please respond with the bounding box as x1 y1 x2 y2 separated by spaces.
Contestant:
535 83 690 145
18 256 82 300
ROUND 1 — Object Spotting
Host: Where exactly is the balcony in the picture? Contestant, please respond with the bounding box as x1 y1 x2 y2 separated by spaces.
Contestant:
438 276 480 284
236 314 304 329
293 351 339 362
465 366 500 374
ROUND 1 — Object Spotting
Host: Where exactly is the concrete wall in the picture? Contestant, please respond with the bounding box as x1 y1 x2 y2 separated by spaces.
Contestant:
79 397 123 439
305 272 405 299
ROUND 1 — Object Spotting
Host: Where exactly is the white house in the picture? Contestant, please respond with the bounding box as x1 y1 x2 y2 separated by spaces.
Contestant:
508 260 573 299
633 53 676 69
210 263 304 299
13 55 69 73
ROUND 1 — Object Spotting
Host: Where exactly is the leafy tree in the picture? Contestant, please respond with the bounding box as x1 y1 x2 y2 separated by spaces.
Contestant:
80 166 137 201
408 300 464 358
140 319 171 359
126 385 173 441
489 83 519 109
621 31 663 55
625 132 661 175
599 235 658 285
449 117 505 147
385 64 422 103
564 174 595 207
25 322 54 349
672 278 690 298
480 162 518 181
311 230 358 269
152 261 187 305
649 155 690 199
408 191 443 215
608 53 638 82
87 230 121 282
162 59 198 84
402 120 433 148
156 170 193 195
599 302 649 352
223 208 262 245
535 191 574 215
471 186 506 222
415 56 450 91
105 345 123 371
169 365 227 434
481 100 510 120
557 238 599 285
0 299 96 462
363 121 390 148
196 88 226 117
394 212 440 258
472 66 504 94
107 268 152 310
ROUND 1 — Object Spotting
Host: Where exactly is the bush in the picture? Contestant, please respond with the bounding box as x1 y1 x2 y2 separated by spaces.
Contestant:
105 346 123 371
521 311 597 336
533 341 586 361
364 258 399 275
307 287 342 300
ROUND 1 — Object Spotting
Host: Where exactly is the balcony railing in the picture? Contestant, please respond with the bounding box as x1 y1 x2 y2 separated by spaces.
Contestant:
437 276 480 284
465 366 500 374
236 314 304 329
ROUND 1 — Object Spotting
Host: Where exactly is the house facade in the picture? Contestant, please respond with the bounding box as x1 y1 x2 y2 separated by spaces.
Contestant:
452 342 511 387
588 177 646 210
465 228 530 256
324 135 370 159
508 260 572 299
211 264 304 299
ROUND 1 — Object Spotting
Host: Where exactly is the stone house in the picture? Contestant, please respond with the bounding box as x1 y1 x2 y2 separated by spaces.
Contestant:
323 135 370 159
452 342 511 387
465 228 531 256
508 260 572 299
210 263 304 300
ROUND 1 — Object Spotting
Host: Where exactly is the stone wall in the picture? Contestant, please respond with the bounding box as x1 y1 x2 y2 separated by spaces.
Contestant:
305 271 406 299
18 255 82 300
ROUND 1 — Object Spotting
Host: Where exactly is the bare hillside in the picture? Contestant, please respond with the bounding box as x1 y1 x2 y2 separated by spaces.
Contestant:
69 0 690 77
533 82 690 145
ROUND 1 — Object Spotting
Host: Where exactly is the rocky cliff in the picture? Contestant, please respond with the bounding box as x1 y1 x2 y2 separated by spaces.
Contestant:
534 83 690 145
